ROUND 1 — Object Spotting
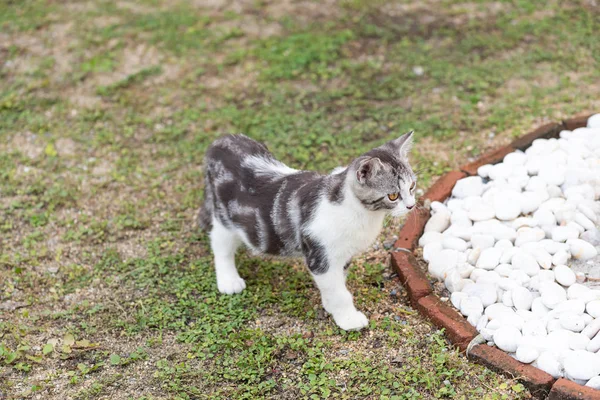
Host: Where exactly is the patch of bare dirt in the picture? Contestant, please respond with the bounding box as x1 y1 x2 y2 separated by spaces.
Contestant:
63 2 97 13
10 132 44 159
211 15 282 39
92 15 122 28
200 62 259 91
115 1 156 14
447 1 506 24
264 0 341 21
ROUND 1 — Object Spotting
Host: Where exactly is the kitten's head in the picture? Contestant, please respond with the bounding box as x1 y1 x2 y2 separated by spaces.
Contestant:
350 131 417 216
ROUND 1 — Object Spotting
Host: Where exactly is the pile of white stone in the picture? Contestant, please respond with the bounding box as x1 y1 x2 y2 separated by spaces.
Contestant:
419 114 600 387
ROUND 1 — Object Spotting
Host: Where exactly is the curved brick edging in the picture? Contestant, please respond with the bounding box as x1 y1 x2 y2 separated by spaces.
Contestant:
390 115 600 400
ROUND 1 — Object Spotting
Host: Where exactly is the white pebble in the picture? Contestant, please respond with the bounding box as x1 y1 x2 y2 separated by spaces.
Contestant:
539 239 561 255
533 208 557 227
442 236 468 251
451 292 468 309
418 231 443 247
550 299 586 317
552 226 579 242
536 352 563 378
515 227 545 247
428 249 458 280
564 350 600 380
560 314 586 332
450 209 472 226
495 264 513 278
468 204 496 222
424 211 451 233
552 250 570 266
464 283 498 307
582 319 600 339
587 113 600 128
539 165 565 186
500 247 520 264
477 164 493 178
460 296 484 317
585 376 600 389
578 204 598 223
587 301 600 318
554 265 576 287
575 212 596 231
521 192 543 214
530 248 553 270
511 251 540 276
452 176 485 198
587 333 600 353
532 297 551 317
509 269 531 286
547 319 562 333
569 333 591 350
581 229 600 246
493 326 522 352
567 239 598 260
516 345 540 364
423 241 443 262
568 284 592 300
471 234 495 250
489 163 512 180
511 217 537 230
476 248 503 270
502 290 514 307
503 151 527 165
522 319 547 337
540 282 567 309
484 303 513 319
495 239 514 249
512 286 533 311
457 263 475 278
444 270 465 293
493 192 522 221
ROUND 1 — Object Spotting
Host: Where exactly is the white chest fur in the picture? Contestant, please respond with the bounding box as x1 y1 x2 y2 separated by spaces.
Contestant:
306 186 386 266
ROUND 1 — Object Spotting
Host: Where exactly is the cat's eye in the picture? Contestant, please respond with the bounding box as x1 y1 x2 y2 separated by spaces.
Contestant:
410 182 416 192
388 193 400 201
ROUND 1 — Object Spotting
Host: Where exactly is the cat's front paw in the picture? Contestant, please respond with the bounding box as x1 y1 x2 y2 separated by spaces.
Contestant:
333 310 369 331
217 276 246 295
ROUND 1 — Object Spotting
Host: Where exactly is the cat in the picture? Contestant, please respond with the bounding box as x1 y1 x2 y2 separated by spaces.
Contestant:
199 131 417 330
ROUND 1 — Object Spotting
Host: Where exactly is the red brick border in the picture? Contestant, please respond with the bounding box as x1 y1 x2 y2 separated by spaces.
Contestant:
511 122 563 150
548 379 600 400
393 207 430 250
468 345 555 397
416 295 477 351
390 251 432 304
563 115 591 131
390 115 598 399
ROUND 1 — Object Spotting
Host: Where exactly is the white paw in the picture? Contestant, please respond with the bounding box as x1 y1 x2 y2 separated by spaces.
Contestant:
334 310 369 331
217 276 246 295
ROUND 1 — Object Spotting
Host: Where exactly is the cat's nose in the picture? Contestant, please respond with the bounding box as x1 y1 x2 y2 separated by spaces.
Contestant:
406 204 414 210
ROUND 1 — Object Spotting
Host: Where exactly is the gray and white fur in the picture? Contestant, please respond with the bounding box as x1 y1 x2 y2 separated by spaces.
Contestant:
199 132 417 330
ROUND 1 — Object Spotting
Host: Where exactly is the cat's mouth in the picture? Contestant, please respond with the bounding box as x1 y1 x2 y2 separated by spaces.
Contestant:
390 204 413 218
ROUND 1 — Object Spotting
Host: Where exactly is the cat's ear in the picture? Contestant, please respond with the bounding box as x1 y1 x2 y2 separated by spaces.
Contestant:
356 158 383 184
392 130 414 159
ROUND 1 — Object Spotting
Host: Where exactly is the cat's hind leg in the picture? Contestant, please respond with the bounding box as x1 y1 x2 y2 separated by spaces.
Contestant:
210 218 245 294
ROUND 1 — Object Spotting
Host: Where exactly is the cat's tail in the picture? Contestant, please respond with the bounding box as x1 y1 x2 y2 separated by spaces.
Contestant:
198 167 214 231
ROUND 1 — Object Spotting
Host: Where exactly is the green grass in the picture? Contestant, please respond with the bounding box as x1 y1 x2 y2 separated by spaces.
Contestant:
1 0 599 398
